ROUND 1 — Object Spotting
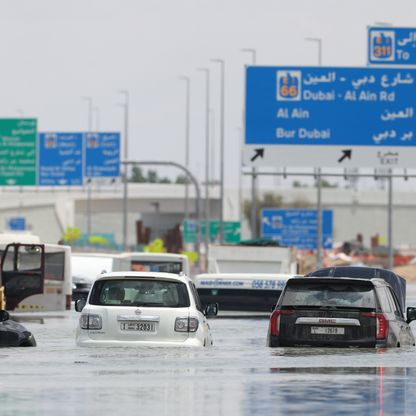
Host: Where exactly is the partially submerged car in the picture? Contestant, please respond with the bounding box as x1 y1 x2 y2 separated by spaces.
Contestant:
75 272 218 347
306 266 407 312
0 310 37 347
268 269 416 348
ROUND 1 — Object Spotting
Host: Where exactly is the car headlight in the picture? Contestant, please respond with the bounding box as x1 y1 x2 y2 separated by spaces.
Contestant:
80 314 102 330
174 317 199 332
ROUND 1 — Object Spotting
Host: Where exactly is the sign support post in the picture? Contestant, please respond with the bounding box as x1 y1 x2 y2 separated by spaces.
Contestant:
388 170 393 269
316 168 322 267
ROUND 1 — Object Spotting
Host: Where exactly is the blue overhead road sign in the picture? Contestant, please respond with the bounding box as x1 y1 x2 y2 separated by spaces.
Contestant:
261 209 333 250
39 133 83 186
85 132 120 178
244 66 416 168
368 27 416 65
7 217 26 231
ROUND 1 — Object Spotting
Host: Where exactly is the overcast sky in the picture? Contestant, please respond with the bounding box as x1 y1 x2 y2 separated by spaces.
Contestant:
1 0 416 190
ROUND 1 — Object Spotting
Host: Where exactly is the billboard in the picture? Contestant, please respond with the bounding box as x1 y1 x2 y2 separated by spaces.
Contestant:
183 220 241 244
0 119 37 185
261 209 333 250
85 132 120 178
244 66 416 168
39 133 83 186
368 27 416 65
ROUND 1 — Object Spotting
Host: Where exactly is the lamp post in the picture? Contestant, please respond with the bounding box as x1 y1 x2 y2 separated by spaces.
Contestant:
241 48 257 239
210 59 225 244
178 76 191 222
119 90 129 251
373 22 394 269
83 96 93 238
305 37 323 268
92 106 100 131
197 67 210 270
305 37 322 66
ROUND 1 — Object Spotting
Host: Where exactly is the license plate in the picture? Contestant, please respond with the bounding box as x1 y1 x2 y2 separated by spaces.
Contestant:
311 326 345 335
120 322 156 332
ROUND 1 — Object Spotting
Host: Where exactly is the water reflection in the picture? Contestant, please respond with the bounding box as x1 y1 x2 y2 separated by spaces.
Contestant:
241 367 413 416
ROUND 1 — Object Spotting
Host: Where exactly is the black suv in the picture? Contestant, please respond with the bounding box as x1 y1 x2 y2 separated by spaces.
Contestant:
267 269 416 348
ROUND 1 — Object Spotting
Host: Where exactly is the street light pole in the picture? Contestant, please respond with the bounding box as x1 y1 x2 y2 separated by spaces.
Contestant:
306 37 322 66
178 76 191 222
197 68 210 271
305 37 323 268
211 59 225 243
241 48 257 239
83 97 93 238
92 106 100 131
119 90 129 251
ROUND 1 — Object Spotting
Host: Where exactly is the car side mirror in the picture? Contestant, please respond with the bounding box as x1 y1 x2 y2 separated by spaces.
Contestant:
204 303 218 317
407 307 416 323
0 310 10 322
75 298 86 312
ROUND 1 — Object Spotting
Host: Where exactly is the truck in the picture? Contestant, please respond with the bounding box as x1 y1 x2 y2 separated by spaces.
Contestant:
207 243 298 274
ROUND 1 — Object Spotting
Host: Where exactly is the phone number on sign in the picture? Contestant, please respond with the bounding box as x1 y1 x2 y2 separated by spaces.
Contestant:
251 280 286 290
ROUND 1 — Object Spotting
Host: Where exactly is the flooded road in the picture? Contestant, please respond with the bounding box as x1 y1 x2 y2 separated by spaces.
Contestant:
2 289 416 415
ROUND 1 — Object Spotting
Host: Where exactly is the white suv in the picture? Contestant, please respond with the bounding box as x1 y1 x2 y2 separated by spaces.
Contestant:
75 272 218 347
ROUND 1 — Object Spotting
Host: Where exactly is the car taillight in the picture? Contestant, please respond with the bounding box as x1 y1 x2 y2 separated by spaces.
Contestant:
175 317 199 332
269 310 294 337
80 314 102 330
361 312 389 340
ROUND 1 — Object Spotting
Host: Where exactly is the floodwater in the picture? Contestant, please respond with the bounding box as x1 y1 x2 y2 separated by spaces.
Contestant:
2 289 416 416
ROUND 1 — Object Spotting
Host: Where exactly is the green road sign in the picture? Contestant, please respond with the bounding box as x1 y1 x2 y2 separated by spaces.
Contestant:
183 220 241 244
0 119 37 186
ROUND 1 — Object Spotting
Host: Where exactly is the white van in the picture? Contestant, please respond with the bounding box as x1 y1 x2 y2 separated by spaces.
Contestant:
72 252 191 300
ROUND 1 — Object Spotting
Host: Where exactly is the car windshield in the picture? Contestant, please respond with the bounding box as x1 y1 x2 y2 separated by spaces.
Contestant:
281 281 376 309
89 278 190 307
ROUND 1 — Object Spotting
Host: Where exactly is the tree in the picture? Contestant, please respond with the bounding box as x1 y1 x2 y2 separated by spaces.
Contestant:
292 180 308 188
130 167 173 184
159 176 172 184
315 179 338 188
175 174 191 184
130 166 146 183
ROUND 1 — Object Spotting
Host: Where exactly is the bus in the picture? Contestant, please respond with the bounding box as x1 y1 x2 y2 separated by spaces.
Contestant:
72 252 191 300
0 234 72 312
195 273 298 315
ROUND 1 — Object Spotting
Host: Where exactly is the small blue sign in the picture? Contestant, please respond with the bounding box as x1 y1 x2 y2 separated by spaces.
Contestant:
39 133 83 186
8 217 26 231
245 66 416 148
85 133 120 178
261 209 333 250
369 27 416 65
